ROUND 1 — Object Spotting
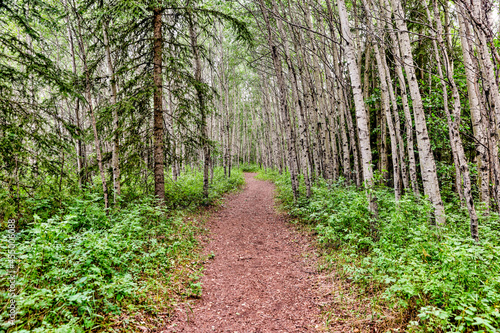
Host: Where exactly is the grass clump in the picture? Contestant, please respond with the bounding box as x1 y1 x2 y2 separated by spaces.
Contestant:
260 169 500 333
239 163 260 173
0 167 244 332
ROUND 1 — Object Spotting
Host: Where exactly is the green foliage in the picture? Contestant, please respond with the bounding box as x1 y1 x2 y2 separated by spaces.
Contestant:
0 168 243 332
239 163 260 173
1 198 184 331
165 167 244 208
260 170 500 333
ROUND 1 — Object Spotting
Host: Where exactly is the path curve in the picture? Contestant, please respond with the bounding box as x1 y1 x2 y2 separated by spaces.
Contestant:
166 173 322 332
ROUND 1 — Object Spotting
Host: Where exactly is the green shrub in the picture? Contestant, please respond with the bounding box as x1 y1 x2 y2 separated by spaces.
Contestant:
165 167 244 209
260 170 500 333
1 198 186 331
239 163 260 173
0 167 244 332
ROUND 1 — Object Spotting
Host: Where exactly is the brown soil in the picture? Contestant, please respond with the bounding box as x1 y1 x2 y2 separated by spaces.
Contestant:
163 173 326 332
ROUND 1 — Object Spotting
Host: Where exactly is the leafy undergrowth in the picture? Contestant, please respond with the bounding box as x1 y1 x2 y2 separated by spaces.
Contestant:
258 170 500 333
239 163 261 173
165 166 245 210
0 168 244 332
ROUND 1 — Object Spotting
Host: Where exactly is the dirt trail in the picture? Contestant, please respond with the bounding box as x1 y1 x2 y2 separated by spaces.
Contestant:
165 173 323 332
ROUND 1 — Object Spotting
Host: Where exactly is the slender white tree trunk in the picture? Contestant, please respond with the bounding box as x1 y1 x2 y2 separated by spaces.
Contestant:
103 21 121 204
380 0 419 195
258 0 299 199
391 0 445 224
457 11 490 211
361 0 401 200
426 0 478 240
337 0 378 221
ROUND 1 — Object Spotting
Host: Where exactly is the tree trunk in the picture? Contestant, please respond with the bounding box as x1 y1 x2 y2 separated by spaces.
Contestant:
153 8 165 204
382 53 410 191
458 11 490 211
463 0 500 211
427 0 478 240
103 21 121 204
74 7 109 210
63 0 85 187
361 0 401 200
302 0 327 178
258 0 299 200
337 0 378 223
189 17 210 200
273 2 312 197
391 0 445 224
380 0 419 195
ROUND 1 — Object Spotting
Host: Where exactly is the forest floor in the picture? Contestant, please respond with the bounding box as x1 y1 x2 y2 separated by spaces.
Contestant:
161 173 375 332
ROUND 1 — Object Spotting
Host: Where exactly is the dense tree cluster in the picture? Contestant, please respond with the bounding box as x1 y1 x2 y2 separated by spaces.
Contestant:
2 0 500 242
0 0 249 218
2 0 500 330
241 0 500 242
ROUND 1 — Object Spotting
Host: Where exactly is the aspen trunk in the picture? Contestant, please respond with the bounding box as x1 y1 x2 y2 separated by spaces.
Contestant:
469 0 500 129
337 0 377 221
463 0 500 211
361 0 401 200
273 2 312 197
302 0 327 178
293 36 316 182
382 54 410 191
457 11 490 211
325 66 340 180
103 21 121 204
343 91 362 187
425 4 464 205
291 22 320 180
229 97 236 177
427 0 478 240
324 4 353 183
380 0 419 195
391 0 445 224
258 0 299 199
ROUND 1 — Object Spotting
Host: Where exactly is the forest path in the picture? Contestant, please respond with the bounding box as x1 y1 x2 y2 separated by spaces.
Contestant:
165 173 325 332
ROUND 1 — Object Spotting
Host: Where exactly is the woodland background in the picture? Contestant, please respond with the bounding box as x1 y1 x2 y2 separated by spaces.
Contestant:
1 0 500 331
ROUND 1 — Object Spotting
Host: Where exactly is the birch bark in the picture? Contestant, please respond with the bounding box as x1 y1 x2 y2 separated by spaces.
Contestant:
103 21 121 204
391 0 445 223
337 0 378 219
258 0 299 199
426 0 479 239
380 0 419 195
361 0 401 200
457 12 490 210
